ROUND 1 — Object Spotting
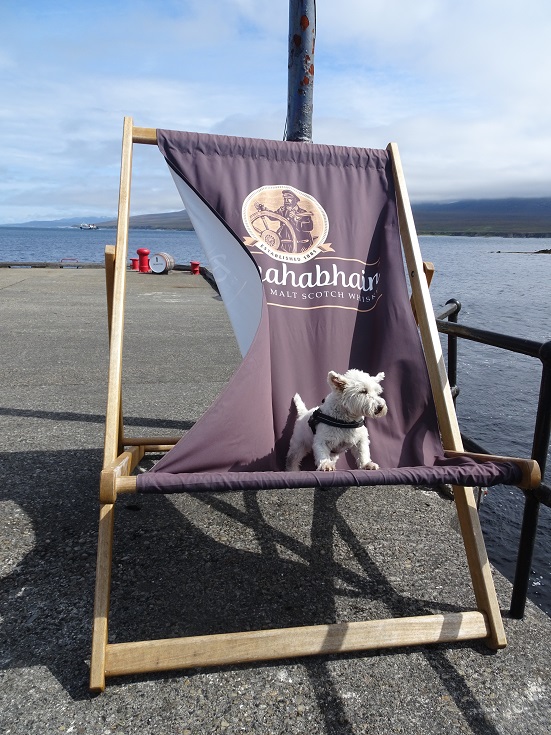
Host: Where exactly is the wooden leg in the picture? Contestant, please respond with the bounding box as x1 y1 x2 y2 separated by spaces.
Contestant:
389 142 506 650
453 485 507 649
90 503 115 692
103 116 133 468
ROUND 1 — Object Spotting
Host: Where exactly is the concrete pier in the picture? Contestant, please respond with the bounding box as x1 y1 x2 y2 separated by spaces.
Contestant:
0 268 549 734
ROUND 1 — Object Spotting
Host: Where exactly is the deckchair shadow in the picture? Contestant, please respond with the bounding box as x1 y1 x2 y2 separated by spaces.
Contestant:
90 117 540 692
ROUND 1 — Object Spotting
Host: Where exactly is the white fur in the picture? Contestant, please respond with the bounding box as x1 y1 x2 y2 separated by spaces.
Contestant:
286 369 388 472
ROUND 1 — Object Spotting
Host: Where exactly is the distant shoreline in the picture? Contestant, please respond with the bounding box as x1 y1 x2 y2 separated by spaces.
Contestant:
2 223 551 248
2 222 551 244
95 226 551 243
88 225 195 232
87 225 551 238
418 231 551 238
493 249 551 254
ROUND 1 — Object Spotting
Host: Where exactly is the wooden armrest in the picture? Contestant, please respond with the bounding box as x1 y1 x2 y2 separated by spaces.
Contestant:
116 476 138 494
100 439 178 501
133 126 157 144
444 450 541 491
411 261 434 324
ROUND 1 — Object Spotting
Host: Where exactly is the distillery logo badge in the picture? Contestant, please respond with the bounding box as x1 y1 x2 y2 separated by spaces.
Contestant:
242 185 333 264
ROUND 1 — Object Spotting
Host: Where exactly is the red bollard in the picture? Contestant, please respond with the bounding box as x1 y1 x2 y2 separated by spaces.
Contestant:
190 260 200 275
136 248 150 273
130 257 139 271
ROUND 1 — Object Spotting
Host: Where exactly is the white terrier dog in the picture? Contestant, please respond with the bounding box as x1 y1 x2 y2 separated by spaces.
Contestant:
286 369 388 472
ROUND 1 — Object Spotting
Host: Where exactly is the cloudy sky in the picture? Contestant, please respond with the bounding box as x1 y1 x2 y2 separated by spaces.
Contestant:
1 0 550 224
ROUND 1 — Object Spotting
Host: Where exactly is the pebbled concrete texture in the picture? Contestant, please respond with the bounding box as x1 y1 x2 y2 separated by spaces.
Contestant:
0 267 549 734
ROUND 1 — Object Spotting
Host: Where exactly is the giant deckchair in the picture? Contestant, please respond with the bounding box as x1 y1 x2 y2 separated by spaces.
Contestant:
90 117 540 692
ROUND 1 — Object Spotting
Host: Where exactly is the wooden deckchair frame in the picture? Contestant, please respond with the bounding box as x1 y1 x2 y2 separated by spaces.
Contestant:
90 117 539 692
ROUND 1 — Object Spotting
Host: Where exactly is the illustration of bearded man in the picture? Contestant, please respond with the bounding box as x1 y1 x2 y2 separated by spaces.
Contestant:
256 190 314 252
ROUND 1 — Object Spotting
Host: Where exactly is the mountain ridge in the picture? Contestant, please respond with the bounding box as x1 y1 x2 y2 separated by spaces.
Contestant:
412 197 551 236
3 198 551 235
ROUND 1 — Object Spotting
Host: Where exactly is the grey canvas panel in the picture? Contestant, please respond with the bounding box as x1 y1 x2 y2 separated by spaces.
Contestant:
139 131 446 489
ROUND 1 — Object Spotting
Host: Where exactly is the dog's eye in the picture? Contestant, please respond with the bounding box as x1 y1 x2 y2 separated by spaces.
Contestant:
361 389 368 394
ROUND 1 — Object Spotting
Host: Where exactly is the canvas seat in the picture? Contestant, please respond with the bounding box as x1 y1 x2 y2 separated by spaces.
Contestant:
90 117 540 692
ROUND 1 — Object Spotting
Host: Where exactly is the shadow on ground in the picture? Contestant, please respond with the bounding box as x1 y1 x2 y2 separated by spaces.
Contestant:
0 446 503 734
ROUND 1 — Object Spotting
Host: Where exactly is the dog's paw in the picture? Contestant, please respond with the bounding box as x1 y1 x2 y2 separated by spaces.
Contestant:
317 459 337 471
362 461 379 470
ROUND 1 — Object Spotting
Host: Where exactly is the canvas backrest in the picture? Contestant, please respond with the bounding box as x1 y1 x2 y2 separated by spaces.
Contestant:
149 131 443 475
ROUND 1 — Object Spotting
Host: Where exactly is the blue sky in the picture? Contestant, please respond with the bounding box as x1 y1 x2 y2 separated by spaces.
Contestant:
1 0 551 223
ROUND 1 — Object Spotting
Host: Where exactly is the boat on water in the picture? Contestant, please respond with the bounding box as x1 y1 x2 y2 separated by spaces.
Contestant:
79 223 98 230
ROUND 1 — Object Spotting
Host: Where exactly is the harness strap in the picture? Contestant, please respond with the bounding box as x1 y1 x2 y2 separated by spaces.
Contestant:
308 408 365 434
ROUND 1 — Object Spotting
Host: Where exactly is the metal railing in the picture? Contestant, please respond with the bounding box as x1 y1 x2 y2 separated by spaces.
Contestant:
436 299 551 618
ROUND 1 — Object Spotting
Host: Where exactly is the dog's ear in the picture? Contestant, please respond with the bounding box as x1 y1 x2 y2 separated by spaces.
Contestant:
374 372 385 383
328 371 347 391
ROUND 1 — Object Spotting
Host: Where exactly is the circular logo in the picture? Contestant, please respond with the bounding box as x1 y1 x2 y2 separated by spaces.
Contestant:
242 185 331 263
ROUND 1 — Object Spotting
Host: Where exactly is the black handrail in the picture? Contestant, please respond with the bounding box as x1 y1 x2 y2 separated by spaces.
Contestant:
435 300 551 618
436 318 544 359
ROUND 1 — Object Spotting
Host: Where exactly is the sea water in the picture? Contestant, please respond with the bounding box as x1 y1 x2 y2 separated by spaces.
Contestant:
0 226 203 266
420 235 551 616
1 226 549 614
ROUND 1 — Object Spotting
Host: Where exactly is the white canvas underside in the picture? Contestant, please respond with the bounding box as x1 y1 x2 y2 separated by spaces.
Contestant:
169 168 263 357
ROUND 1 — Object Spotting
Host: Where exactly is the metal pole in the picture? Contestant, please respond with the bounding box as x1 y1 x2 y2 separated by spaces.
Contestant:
285 0 316 142
445 299 461 402
510 341 551 617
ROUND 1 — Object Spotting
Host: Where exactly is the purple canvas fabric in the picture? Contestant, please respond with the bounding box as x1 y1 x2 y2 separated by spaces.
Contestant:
136 130 507 494
139 457 522 494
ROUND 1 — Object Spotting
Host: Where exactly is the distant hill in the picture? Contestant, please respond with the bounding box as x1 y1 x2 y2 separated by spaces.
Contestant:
412 198 551 236
102 198 550 236
1 211 193 230
4 198 551 235
5 216 114 228
95 210 193 230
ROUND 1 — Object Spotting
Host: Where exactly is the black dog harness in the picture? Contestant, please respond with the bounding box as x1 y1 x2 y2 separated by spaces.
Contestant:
308 408 365 434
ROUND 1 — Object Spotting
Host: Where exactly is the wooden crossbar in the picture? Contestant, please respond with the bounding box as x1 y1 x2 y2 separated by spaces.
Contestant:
104 612 490 678
123 436 181 446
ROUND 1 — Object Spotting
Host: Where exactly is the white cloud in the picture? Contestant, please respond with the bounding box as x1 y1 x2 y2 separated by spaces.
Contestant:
1 0 551 223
